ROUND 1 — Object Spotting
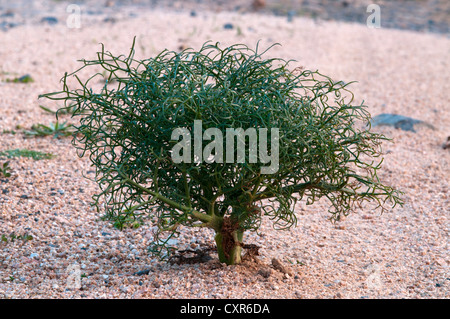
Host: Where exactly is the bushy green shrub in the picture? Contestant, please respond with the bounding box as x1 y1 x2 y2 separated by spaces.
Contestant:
40 40 402 265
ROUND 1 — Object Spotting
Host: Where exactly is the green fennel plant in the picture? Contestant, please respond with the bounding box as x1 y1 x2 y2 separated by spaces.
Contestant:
40 40 403 265
0 149 55 160
0 161 11 178
24 121 74 138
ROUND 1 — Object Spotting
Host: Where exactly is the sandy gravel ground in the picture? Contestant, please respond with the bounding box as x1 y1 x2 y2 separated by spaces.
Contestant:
0 5 449 299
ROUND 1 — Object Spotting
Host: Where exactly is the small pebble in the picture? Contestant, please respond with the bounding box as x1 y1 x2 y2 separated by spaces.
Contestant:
0 10 15 18
223 23 234 30
287 10 296 22
41 17 58 25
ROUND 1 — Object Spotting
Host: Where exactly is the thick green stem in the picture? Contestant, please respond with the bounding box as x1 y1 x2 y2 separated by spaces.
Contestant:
214 227 244 265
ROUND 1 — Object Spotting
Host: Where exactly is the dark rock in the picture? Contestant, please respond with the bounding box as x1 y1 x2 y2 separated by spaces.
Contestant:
85 10 103 15
41 17 58 25
394 119 416 132
442 136 450 150
257 267 272 278
223 23 233 30
287 10 296 22
168 247 214 264
0 22 7 32
190 10 197 17
370 113 435 133
0 21 20 32
0 10 15 18
133 269 151 276
103 17 117 23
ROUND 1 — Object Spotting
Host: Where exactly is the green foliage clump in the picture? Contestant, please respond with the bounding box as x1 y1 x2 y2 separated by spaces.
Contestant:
24 121 74 138
6 74 34 83
0 161 11 178
0 149 55 160
40 40 403 265
1 232 33 243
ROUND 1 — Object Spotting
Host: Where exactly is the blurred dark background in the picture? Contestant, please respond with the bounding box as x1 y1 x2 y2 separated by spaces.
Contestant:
0 0 449 34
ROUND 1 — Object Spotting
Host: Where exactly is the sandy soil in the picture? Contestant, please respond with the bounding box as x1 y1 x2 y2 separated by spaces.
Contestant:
0 5 449 299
